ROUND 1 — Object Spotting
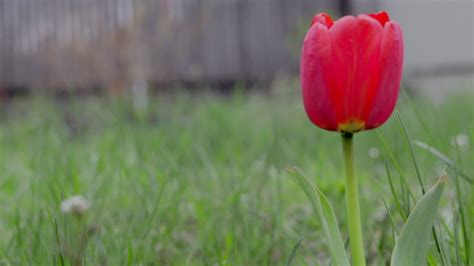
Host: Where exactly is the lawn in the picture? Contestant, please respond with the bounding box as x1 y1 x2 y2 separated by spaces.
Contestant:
0 84 472 265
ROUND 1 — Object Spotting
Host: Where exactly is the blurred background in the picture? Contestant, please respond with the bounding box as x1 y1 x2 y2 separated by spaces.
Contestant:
0 0 472 98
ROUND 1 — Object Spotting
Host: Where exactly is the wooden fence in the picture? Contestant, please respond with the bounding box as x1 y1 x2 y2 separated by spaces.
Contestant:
0 0 338 90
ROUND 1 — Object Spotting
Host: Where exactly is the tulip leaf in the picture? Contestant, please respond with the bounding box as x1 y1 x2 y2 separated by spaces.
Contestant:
391 175 447 266
287 167 350 266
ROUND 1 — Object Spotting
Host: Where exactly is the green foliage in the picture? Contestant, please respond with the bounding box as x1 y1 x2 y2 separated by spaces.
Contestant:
0 88 472 264
288 168 349 266
391 175 446 266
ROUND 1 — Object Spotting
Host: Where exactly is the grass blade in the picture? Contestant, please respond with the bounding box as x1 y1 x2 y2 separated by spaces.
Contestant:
382 199 400 236
400 88 438 146
412 140 472 183
396 111 425 194
286 236 304 266
453 209 461 266
454 173 471 265
385 162 407 221
376 130 416 203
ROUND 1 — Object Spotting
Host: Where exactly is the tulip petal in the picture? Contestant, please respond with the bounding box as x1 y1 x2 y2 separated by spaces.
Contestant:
300 12 403 132
368 11 390 27
329 16 384 128
366 21 404 129
301 23 338 130
311 13 334 28
326 16 356 124
352 15 384 122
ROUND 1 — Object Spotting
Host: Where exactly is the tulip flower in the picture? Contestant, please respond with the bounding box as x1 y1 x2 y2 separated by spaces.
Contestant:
301 11 403 133
300 11 404 266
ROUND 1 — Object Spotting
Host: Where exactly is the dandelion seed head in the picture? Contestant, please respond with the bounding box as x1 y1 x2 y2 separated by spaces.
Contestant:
60 195 90 215
450 134 469 148
368 147 380 159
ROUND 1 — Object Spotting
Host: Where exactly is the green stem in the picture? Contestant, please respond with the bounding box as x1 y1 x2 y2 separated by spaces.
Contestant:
341 133 366 266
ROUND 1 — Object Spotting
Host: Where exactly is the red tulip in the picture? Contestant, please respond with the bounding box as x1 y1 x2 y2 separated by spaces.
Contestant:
301 11 404 133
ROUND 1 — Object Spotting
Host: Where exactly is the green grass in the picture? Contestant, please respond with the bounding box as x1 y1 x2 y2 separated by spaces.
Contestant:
0 85 472 265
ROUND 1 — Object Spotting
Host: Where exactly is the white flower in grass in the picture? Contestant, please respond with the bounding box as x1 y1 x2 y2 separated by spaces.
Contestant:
368 147 380 159
60 195 90 215
450 134 469 149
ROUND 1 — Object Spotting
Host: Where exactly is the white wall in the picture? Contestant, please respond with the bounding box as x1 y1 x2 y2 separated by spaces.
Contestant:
381 0 473 70
379 0 473 98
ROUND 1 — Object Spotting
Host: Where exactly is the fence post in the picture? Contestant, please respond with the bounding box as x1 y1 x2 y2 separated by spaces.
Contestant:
339 0 352 15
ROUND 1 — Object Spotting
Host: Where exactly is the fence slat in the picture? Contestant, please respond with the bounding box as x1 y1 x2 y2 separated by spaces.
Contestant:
0 0 334 90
